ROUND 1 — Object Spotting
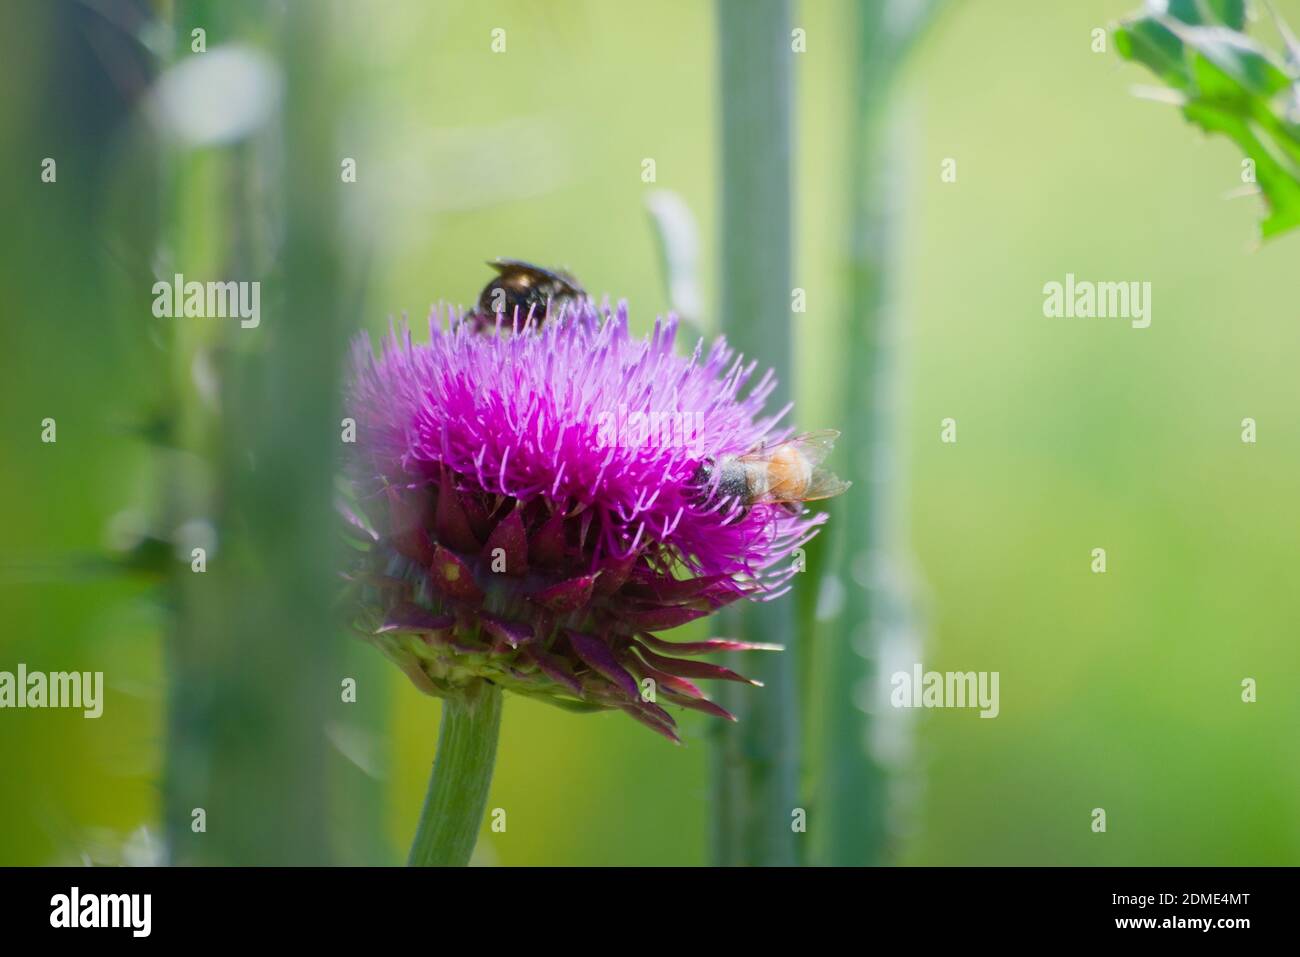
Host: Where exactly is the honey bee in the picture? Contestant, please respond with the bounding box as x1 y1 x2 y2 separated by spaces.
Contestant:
469 259 585 331
690 430 851 516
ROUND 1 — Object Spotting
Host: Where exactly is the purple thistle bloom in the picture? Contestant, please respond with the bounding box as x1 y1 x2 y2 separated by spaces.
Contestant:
343 300 826 741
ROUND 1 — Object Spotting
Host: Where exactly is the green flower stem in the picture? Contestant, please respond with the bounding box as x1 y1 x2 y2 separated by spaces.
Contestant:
407 682 504 867
712 0 799 867
164 1 346 864
815 0 942 869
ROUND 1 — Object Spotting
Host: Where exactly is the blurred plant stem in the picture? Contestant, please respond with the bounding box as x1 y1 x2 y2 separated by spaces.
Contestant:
711 0 799 867
407 683 503 867
812 0 941 867
161 1 349 864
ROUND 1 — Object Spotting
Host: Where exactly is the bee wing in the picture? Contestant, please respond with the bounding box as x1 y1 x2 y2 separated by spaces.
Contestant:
737 429 841 466
799 468 852 502
487 259 551 281
785 430 841 466
487 258 537 273
745 466 851 506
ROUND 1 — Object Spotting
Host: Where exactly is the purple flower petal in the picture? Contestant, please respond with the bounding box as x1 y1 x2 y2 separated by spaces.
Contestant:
530 573 598 613
593 550 639 596
428 545 484 604
390 522 435 567
530 508 567 569
639 633 784 656
632 640 761 686
620 703 681 743
483 507 528 576
659 688 736 722
566 629 639 700
624 573 732 603
627 657 709 701
525 646 583 697
376 603 455 636
480 612 533 649
621 604 711 631
435 471 481 552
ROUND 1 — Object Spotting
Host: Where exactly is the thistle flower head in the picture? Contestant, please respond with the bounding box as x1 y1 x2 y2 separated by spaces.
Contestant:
343 300 826 740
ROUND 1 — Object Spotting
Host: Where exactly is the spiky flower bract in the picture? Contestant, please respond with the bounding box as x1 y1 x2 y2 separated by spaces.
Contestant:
343 301 824 741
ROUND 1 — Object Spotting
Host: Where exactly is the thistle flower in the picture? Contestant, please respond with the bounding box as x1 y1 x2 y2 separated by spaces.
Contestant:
343 300 825 742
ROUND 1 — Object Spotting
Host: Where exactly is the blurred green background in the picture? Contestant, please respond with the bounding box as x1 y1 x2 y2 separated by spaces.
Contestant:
1 0 1296 866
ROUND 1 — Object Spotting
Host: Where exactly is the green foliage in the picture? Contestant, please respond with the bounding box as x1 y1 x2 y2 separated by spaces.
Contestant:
1116 0 1300 237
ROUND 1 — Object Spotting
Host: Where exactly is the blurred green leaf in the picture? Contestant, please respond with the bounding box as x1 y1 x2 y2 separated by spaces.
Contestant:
1166 0 1247 29
1116 17 1195 88
1116 3 1300 238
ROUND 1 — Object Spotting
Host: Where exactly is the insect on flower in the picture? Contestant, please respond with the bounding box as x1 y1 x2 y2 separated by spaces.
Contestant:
344 292 838 741
690 430 851 518
468 258 586 331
